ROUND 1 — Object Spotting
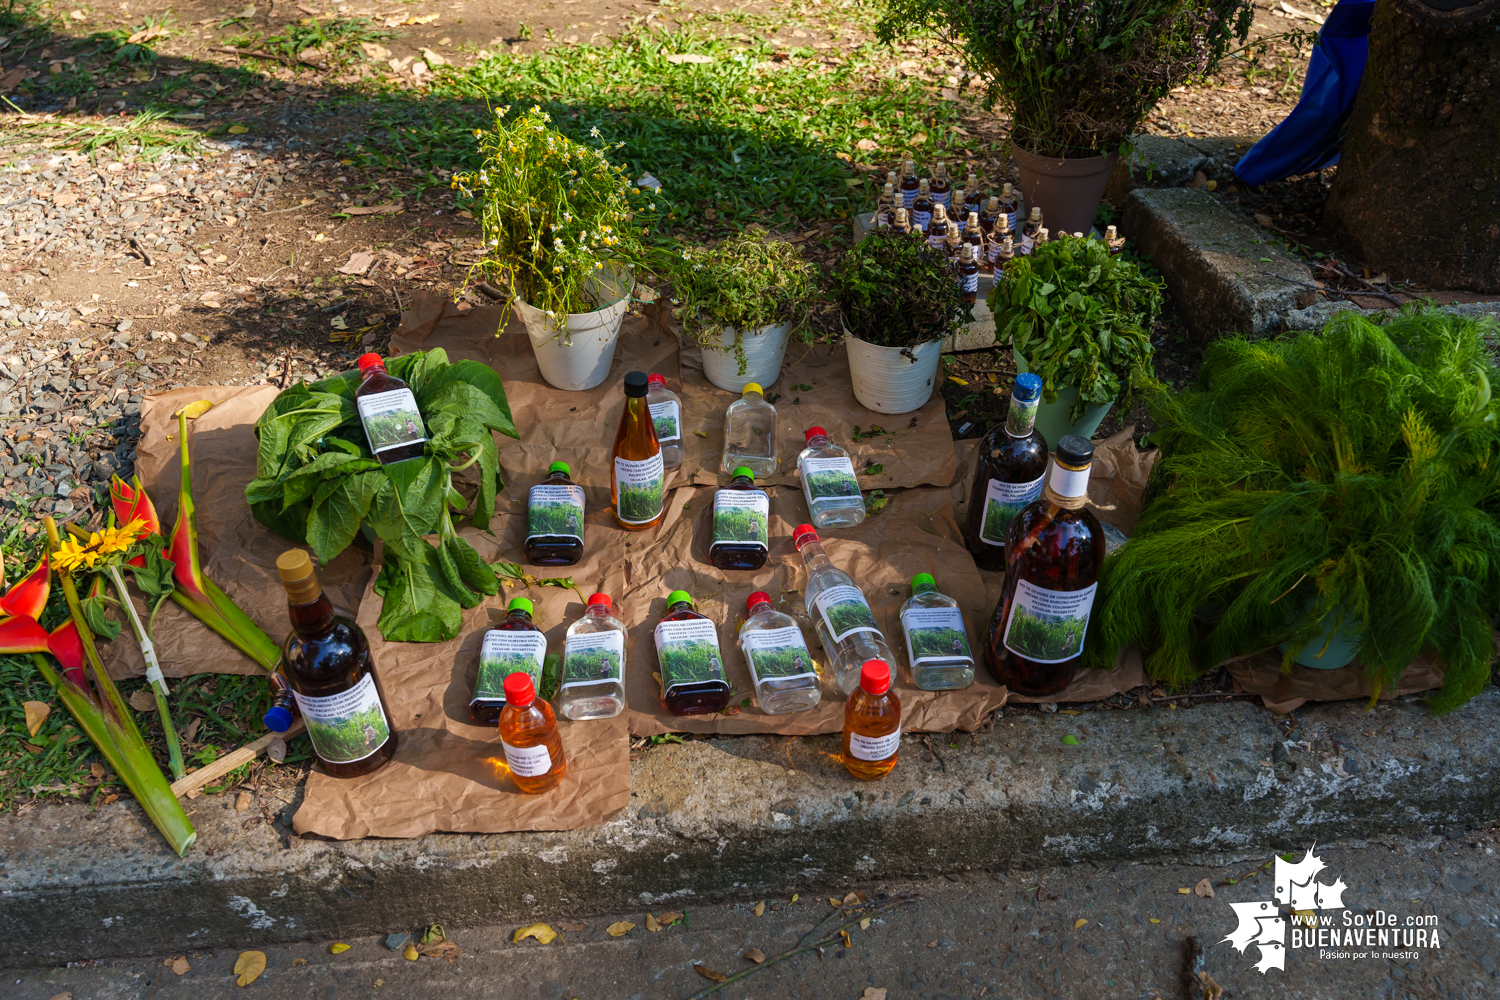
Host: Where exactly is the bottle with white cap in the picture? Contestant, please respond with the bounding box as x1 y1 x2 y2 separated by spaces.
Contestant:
722 382 777 478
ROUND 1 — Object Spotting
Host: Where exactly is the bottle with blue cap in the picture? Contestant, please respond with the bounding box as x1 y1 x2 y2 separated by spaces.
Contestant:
472 597 548 725
721 381 778 478
965 372 1047 572
899 573 975 691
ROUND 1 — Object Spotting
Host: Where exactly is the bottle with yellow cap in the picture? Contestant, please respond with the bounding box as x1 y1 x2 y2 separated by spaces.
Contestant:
276 549 397 778
472 597 548 725
721 381 777 478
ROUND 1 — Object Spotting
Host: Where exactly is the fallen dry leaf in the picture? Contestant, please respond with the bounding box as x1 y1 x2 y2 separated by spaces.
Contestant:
329 943 351 954
178 399 215 420
927 939 937 948
171 956 190 975
23 700 49 737
91 762 105 779
415 940 462 960
1254 212 1275 228
291 958 306 967
46 994 73 1000
910 131 928 145
374 979 384 987
860 989 888 1000
1075 918 1089 929
693 963 726 983
1177 887 1192 895
855 138 879 151
645 913 661 932
843 892 860 905
234 951 266 987
751 104 770 113
235 792 252 813
267 736 287 764
828 897 842 907
1195 878 1215 898
860 917 871 930
605 921 635 937
744 948 765 963
558 921 587 932
753 900 765 917
656 911 681 926
404 944 418 960
512 923 557 945
183 718 201 743
840 929 852 947
128 690 155 712
665 53 713 64
337 251 376 275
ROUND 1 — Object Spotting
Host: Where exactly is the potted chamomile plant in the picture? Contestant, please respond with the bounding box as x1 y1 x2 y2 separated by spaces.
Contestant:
456 106 647 391
663 234 816 392
830 228 969 414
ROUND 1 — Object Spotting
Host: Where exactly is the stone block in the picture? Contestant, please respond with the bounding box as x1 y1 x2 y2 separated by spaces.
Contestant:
1121 187 1313 339
1104 134 1262 205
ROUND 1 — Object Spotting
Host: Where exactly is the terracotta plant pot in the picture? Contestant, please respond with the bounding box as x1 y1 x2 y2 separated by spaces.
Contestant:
1011 142 1120 239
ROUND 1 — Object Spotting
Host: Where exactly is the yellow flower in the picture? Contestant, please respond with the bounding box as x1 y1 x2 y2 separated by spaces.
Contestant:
52 519 148 573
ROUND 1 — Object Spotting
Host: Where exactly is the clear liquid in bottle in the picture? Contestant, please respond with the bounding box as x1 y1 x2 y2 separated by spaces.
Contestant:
797 426 864 530
558 593 627 721
900 573 975 690
722 382 778 478
646 373 684 469
738 590 821 715
793 524 895 694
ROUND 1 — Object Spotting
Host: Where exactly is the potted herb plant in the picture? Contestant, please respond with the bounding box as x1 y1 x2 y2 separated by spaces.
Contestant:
1087 309 1500 713
990 234 1162 448
877 0 1253 236
830 228 969 414
456 105 647 391
662 234 816 393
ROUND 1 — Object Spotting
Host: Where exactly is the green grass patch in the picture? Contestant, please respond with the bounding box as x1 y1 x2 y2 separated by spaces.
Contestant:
909 623 971 661
823 596 878 636
712 504 768 545
806 467 860 500
304 702 392 763
1004 607 1087 662
230 17 396 73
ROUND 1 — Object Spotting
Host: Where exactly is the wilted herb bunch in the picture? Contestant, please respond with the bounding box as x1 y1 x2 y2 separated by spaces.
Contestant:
454 105 648 318
830 229 970 350
877 0 1253 156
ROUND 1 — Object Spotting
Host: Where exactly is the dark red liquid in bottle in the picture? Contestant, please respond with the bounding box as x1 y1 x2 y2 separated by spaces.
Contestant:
472 602 544 725
657 594 731 715
355 353 426 465
965 379 1048 572
524 462 585 567
708 470 769 572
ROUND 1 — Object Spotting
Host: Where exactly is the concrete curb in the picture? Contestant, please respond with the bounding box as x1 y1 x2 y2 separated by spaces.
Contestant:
4 689 1498 967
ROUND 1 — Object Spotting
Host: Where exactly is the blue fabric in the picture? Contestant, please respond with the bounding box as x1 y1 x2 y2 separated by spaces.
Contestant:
1234 0 1376 186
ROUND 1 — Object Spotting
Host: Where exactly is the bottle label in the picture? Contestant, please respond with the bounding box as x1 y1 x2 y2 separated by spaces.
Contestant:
813 584 881 644
912 207 932 230
902 188 917 209
800 455 860 502
740 624 816 685
1049 461 1091 500
987 240 1004 265
926 231 946 250
1001 579 1098 665
933 190 950 209
710 488 769 553
979 474 1044 546
653 617 725 697
1006 209 1018 233
901 605 974 668
648 399 681 444
614 452 665 525
292 672 392 764
473 629 547 705
502 740 553 778
848 728 900 762
356 388 427 456
962 270 979 293
526 483 585 545
1005 395 1040 438
1020 233 1035 255
561 628 625 691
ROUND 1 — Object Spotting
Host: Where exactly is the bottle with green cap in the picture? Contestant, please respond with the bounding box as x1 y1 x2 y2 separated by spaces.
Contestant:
899 573 975 690
654 590 730 715
709 467 770 571
472 597 549 725
525 461 585 566
722 381 778 478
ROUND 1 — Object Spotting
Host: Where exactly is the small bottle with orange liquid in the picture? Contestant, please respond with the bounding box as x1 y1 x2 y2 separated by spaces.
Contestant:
499 672 567 794
842 658 900 781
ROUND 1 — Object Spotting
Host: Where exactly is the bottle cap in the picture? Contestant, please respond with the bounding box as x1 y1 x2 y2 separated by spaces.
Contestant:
731 466 754 480
804 426 828 442
624 371 649 397
1056 434 1094 469
968 211 980 224
263 705 294 732
1106 225 1118 239
647 373 666 387
959 245 973 262
792 524 819 549
743 382 763 396
587 592 612 610
911 572 936 592
1004 182 1014 196
987 196 998 209
1013 373 1043 403
1037 228 1049 242
918 178 930 192
1073 232 1084 239
357 353 384 371
502 671 536 708
276 548 314 582
548 460 571 476
667 589 693 607
746 591 772 613
508 597 535 615
859 658 891 695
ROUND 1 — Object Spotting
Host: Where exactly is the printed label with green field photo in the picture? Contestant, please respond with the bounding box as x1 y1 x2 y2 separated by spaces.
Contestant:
813 584 881 643
739 624 816 685
901 605 974 668
561 629 625 691
473 629 548 704
356 387 427 455
710 488 769 552
800 455 860 501
1002 579 1097 664
527 483 586 544
653 616 725 696
614 452 665 525
979 474 1045 546
649 399 682 444
293 673 392 764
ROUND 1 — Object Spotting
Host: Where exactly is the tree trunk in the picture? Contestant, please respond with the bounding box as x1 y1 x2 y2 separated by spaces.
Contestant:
1324 0 1500 292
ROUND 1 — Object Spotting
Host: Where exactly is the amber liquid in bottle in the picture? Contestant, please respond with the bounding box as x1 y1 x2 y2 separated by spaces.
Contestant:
611 370 665 531
355 353 426 465
498 673 567 794
277 549 397 778
656 594 731 715
843 659 900 781
965 375 1048 571
986 436 1105 696
524 462 585 567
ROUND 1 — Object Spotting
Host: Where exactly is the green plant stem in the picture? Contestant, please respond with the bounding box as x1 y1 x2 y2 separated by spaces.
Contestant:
104 564 185 780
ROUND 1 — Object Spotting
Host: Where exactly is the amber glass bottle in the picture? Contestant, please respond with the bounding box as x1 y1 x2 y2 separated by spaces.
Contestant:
471 597 548 725
842 658 900 781
498 672 567 794
898 158 920 208
965 373 1047 571
611 370 665 531
355 353 427 465
911 179 934 232
987 435 1105 696
654 590 730 715
930 160 951 208
524 461 585 566
277 549 396 778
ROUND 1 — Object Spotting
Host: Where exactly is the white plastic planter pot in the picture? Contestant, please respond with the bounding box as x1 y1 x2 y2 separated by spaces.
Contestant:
699 322 793 393
514 267 633 392
844 324 944 415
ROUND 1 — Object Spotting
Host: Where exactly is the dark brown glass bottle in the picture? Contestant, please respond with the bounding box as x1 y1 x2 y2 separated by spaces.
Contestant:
898 159 919 209
355 353 427 465
654 590 730 715
524 461 585 566
930 160 951 210
911 179 934 232
277 549 397 778
965 373 1047 571
986 436 1105 696
472 598 547 725
708 467 769 571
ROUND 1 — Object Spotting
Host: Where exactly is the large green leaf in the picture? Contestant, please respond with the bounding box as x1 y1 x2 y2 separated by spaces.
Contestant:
374 551 464 642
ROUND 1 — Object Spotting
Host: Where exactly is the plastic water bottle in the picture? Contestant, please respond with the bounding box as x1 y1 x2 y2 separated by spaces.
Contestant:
646 374 683 469
558 593 627 721
721 382 778 478
737 591 821 715
900 573 975 690
792 524 895 694
797 426 864 530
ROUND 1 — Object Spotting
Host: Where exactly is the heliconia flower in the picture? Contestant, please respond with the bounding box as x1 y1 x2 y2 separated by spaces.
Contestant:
0 551 49 621
0 613 50 654
47 620 88 689
110 475 163 568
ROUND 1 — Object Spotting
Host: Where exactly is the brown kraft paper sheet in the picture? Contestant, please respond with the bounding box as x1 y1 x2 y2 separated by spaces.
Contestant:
102 386 373 679
292 530 631 839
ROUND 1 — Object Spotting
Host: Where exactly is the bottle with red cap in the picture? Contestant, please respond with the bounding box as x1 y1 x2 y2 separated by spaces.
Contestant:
645 373 684 469
737 591 821 715
499 672 567 794
793 523 894 693
797 426 864 529
843 658 900 781
559 593 627 721
354 353 427 465
471 597 548 725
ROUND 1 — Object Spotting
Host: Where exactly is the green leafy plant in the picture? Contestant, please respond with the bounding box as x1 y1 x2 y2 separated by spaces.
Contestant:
829 229 968 350
876 0 1252 156
1086 309 1500 713
454 106 647 320
990 234 1162 419
661 235 817 373
230 16 394 71
246 350 524 643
